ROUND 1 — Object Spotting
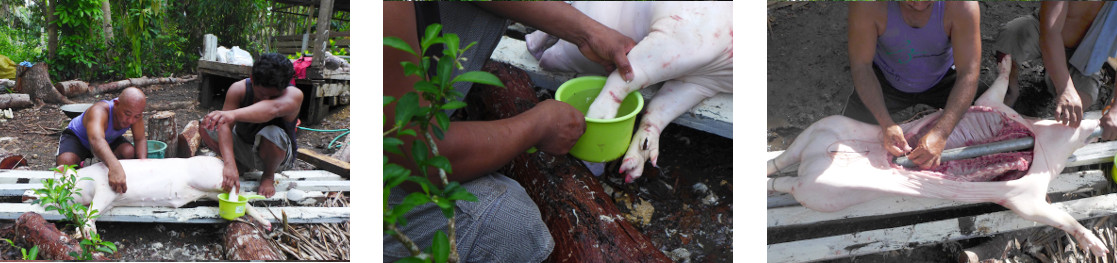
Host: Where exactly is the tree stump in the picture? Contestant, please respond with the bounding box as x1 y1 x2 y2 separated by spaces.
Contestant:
177 120 201 158
0 94 32 109
466 61 672 262
15 212 108 260
224 221 286 260
21 63 74 105
146 111 177 158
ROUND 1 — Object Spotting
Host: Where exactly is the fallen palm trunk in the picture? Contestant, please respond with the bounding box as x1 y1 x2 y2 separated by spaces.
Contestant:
467 61 671 262
0 94 31 109
224 221 287 260
55 76 198 97
15 212 107 260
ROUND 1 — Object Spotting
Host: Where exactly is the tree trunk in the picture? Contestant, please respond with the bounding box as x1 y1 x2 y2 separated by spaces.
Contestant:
465 61 672 263
46 0 57 61
225 221 287 260
23 63 74 105
15 212 109 260
0 94 32 109
146 111 176 158
100 0 113 44
177 120 201 157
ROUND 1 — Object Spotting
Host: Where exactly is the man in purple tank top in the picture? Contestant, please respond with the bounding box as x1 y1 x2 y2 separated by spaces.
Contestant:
56 87 148 193
844 1 981 169
200 53 303 198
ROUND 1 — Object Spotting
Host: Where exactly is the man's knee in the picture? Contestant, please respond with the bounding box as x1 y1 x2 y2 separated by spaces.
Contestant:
115 142 136 159
56 153 81 167
463 180 553 262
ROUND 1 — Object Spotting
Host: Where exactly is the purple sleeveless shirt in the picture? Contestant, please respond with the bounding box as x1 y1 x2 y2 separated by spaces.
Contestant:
873 1 954 93
67 99 131 149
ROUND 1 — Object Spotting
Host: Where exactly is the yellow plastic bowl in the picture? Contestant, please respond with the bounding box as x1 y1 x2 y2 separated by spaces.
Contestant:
555 76 644 162
218 193 264 220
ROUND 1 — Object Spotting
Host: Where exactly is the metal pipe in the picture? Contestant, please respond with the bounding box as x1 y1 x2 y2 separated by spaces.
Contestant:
894 128 1102 168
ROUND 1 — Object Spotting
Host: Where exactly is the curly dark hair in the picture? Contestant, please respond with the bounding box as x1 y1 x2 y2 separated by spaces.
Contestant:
251 53 295 90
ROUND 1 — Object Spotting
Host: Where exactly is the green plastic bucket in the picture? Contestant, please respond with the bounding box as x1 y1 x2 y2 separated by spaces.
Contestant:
146 140 167 159
218 193 265 220
555 76 644 162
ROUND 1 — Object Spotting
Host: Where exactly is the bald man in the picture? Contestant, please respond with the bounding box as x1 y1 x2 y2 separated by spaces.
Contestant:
57 87 148 193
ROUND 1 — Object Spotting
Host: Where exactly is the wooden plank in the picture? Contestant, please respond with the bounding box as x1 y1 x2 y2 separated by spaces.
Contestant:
296 148 350 178
767 193 1117 262
0 180 349 196
198 60 252 79
274 41 306 48
329 31 349 38
0 170 345 184
0 203 348 224
767 170 1107 228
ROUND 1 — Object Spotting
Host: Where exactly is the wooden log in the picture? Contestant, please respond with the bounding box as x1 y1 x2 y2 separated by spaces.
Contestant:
55 80 88 97
15 212 108 260
177 120 201 157
89 76 198 95
145 111 177 158
147 100 197 112
0 93 32 109
21 63 74 105
224 221 287 260
296 148 349 178
467 61 671 262
0 154 27 169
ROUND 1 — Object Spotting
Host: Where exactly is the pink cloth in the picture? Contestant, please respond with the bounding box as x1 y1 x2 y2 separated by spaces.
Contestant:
293 57 313 80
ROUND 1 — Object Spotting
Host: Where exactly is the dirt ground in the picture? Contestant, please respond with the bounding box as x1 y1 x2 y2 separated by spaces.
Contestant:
0 78 350 260
768 2 1116 262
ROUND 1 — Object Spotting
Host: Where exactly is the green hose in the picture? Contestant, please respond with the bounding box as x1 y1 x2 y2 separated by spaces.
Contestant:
298 127 349 132
297 126 350 149
329 131 350 149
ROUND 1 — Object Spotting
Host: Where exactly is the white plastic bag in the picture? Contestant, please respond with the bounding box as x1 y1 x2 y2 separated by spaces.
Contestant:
215 46 230 63
230 46 253 66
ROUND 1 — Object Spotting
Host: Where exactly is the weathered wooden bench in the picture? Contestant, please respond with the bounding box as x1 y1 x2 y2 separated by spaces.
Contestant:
0 169 350 224
766 111 1117 262
490 35 733 139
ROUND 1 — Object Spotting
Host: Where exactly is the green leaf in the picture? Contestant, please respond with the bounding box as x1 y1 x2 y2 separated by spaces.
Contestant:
426 156 452 174
383 37 415 56
432 230 449 263
435 198 454 218
452 71 504 87
402 61 423 77
441 101 467 111
442 33 460 59
436 55 453 89
399 129 417 137
27 246 37 260
421 24 443 53
101 241 117 252
414 81 439 95
391 193 431 227
432 123 445 140
406 176 434 195
384 163 410 189
411 141 428 165
384 96 395 107
396 256 426 263
395 92 419 127
446 184 478 202
434 111 450 133
384 137 404 156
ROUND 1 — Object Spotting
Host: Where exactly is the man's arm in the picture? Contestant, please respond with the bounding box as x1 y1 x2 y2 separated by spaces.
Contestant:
473 2 636 81
384 2 583 187
213 80 247 192
1040 2 1083 128
222 87 303 124
83 103 127 193
848 2 911 156
908 1 981 169
131 115 147 160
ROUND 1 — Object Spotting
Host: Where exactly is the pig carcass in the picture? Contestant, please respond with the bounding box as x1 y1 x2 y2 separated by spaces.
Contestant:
766 57 1109 256
47 156 271 237
527 2 732 183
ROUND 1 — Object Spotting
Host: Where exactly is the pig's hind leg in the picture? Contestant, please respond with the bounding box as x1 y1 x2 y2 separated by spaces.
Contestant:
1001 193 1109 257
620 80 719 182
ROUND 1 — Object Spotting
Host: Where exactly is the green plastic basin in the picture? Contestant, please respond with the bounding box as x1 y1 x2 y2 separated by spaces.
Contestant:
555 76 644 162
147 140 167 159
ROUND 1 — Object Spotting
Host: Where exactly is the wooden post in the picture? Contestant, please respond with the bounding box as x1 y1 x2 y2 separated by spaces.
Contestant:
225 221 287 260
466 61 671 262
203 34 218 61
146 111 177 158
177 120 201 157
310 0 334 69
0 94 32 109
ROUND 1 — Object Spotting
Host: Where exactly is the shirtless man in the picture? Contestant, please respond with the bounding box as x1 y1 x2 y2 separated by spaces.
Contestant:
994 2 1117 139
844 1 982 169
56 87 147 193
200 53 303 197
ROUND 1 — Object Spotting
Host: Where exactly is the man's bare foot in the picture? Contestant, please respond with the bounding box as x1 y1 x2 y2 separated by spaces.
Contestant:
258 173 276 198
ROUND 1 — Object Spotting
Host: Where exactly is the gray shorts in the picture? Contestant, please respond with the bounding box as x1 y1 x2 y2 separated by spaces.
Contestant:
383 173 554 263
207 125 294 172
993 14 1105 103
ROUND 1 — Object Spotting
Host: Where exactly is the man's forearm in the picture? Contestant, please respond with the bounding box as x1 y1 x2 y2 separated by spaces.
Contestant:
217 124 238 168
851 64 895 126
934 70 979 136
89 138 122 171
474 2 599 47
1040 2 1073 94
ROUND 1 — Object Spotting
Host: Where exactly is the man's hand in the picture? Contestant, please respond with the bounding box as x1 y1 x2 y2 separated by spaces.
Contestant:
107 166 127 193
203 111 236 130
908 130 948 169
221 164 240 192
578 26 636 82
1055 86 1084 128
532 99 586 155
881 124 912 157
1101 109 1117 141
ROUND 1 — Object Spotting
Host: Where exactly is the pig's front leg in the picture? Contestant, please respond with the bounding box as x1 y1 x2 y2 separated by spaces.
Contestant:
81 188 117 239
620 80 718 182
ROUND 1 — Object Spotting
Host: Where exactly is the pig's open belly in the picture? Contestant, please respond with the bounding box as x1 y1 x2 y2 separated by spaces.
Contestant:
895 106 1034 182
